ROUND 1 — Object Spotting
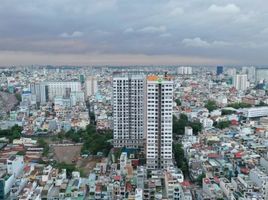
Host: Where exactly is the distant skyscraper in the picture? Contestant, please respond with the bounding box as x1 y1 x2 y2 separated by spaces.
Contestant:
30 83 41 103
255 68 268 83
226 68 236 77
112 75 145 148
85 76 98 97
216 66 223 75
79 74 85 84
242 66 256 83
248 66 256 83
177 66 192 75
145 75 173 169
233 74 249 91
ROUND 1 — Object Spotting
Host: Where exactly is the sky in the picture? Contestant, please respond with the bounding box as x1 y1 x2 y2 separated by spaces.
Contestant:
0 0 268 66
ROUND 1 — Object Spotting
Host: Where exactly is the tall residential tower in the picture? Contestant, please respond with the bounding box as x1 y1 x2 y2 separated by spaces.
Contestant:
112 75 145 148
145 75 173 169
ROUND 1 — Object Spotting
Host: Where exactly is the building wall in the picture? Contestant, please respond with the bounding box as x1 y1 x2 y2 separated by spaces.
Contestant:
85 76 98 97
113 75 145 148
146 76 173 169
233 74 249 91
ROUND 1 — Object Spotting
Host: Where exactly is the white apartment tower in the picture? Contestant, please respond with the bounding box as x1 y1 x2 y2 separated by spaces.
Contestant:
40 81 81 104
177 66 192 75
85 76 98 97
145 75 173 169
242 66 256 83
233 74 249 91
113 75 145 148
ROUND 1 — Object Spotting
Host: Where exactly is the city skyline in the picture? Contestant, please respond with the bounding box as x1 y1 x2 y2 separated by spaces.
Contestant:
1 0 268 65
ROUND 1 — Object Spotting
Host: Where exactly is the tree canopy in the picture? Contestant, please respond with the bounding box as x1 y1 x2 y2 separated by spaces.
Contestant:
227 102 251 109
173 143 189 176
215 121 231 129
65 125 113 156
173 114 202 136
175 99 181 106
205 100 218 112
0 125 22 142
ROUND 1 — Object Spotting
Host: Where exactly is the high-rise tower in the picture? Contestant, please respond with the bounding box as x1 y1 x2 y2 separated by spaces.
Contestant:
145 75 173 169
112 75 145 148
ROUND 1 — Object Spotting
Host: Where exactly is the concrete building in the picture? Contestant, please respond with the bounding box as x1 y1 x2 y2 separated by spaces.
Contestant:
226 68 237 77
112 74 145 148
242 66 256 82
85 76 98 97
233 74 249 91
30 83 41 103
242 107 268 118
145 75 173 169
70 91 85 106
177 66 192 75
185 126 193 136
217 66 223 76
40 81 81 104
249 167 268 198
256 68 268 83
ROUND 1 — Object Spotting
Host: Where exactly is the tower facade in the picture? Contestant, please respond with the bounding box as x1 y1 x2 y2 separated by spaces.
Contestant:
85 76 98 97
145 75 173 169
233 74 249 91
112 75 145 148
217 66 223 75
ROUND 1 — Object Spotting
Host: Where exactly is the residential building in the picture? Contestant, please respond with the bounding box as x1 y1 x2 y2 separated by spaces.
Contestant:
85 76 98 97
216 66 223 76
177 66 192 75
40 81 81 104
113 74 145 148
233 74 249 91
145 75 173 169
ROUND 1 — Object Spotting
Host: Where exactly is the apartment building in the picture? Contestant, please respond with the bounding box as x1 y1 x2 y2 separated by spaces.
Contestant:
112 74 145 148
145 75 173 169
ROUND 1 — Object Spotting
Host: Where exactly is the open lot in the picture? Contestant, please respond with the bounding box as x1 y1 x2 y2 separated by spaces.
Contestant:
53 144 82 164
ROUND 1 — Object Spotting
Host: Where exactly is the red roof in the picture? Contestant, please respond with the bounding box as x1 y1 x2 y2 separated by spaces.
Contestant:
203 178 210 184
214 176 220 184
240 167 250 174
181 181 191 187
235 152 243 159
126 182 132 192
24 165 31 173
131 159 139 167
208 153 220 159
231 120 239 125
114 175 121 181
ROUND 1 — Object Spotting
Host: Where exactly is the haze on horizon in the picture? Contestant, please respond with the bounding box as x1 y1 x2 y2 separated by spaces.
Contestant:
1 0 268 66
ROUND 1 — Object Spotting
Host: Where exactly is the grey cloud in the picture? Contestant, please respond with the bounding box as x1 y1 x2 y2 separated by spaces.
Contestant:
0 0 268 65
59 31 84 38
208 4 240 15
124 26 167 34
182 38 231 48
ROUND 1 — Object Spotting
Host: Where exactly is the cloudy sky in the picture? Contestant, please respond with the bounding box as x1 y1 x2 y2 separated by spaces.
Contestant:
0 0 268 66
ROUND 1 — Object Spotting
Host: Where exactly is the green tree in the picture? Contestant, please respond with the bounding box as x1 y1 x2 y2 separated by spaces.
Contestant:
15 93 22 102
189 121 202 134
215 121 231 129
196 173 206 186
256 101 267 107
221 109 236 115
173 114 202 136
205 100 218 112
175 99 181 106
227 102 251 109
55 162 77 177
0 125 22 142
38 138 49 156
173 143 189 176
